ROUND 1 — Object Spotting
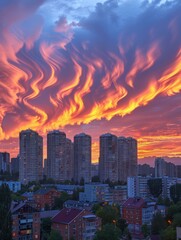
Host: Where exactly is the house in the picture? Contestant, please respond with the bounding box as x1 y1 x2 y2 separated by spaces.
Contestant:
122 198 155 238
12 202 40 240
52 208 101 240
33 188 61 210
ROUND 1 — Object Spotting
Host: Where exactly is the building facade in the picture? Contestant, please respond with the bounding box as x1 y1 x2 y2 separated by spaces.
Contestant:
19 129 43 184
99 133 118 182
74 133 91 183
47 130 66 181
0 152 10 173
12 203 40 240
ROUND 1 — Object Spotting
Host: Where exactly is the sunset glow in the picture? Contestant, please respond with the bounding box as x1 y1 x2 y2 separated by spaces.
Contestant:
0 0 180 163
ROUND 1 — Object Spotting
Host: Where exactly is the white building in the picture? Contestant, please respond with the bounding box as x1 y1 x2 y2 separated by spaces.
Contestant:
127 176 151 198
79 183 109 202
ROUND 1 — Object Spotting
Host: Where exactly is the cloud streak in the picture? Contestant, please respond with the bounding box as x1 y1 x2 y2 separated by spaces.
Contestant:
0 0 180 160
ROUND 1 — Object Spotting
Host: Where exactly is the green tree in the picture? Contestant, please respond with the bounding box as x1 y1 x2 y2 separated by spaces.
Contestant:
147 178 162 198
53 192 70 209
161 226 176 240
96 204 120 226
48 229 62 240
41 217 52 240
117 218 128 234
172 213 181 228
151 212 166 235
166 202 181 221
170 184 181 203
0 184 12 240
141 224 150 238
71 187 84 201
94 224 121 240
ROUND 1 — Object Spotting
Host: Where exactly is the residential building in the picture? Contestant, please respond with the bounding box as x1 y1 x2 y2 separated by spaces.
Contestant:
138 164 154 177
79 183 109 202
11 156 19 174
0 181 21 192
51 208 101 240
47 130 66 181
0 151 10 173
74 133 91 183
127 176 151 199
166 162 176 177
155 157 166 178
82 214 101 240
122 198 155 238
12 202 40 240
118 137 137 182
33 188 61 210
19 129 43 184
99 133 118 182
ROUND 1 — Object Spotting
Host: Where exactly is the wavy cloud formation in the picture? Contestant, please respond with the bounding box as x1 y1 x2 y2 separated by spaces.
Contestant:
0 0 180 160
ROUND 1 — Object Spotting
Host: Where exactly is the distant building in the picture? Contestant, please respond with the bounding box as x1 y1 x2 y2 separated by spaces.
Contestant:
138 164 154 177
118 137 137 182
12 202 40 240
99 133 118 182
166 162 176 177
127 176 151 199
19 129 43 184
74 133 91 183
33 188 61 210
51 208 101 240
11 156 19 174
0 152 10 173
79 183 109 202
176 165 181 178
155 157 166 178
0 181 21 192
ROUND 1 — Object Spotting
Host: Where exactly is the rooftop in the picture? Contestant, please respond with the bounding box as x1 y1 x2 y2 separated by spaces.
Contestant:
52 208 83 224
123 198 145 209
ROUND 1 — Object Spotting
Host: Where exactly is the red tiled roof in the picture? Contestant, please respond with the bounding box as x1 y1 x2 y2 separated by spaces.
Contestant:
52 208 83 224
122 198 145 209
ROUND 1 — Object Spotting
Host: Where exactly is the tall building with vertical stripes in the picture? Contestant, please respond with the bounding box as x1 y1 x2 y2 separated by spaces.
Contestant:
19 129 43 184
74 133 91 183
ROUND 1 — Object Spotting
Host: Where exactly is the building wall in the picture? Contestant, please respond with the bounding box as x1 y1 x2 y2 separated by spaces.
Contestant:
74 133 91 183
99 133 118 182
19 129 43 184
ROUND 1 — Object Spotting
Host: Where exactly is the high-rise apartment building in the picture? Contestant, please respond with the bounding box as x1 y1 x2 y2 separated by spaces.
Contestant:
155 157 166 177
19 129 43 184
99 133 118 182
74 133 91 183
65 138 74 181
47 131 64 181
117 137 137 182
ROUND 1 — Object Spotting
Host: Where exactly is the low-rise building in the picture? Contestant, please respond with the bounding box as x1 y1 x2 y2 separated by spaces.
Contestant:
12 202 40 240
122 198 155 238
34 188 61 210
79 183 109 202
51 208 101 240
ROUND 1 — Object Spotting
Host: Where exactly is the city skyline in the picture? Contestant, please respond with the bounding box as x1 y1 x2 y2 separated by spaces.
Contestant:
0 0 181 164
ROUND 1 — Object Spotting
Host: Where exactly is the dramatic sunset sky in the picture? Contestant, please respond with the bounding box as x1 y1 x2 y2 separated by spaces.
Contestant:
0 0 180 165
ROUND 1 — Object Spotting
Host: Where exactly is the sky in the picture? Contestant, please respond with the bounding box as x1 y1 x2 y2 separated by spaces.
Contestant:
0 0 180 164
